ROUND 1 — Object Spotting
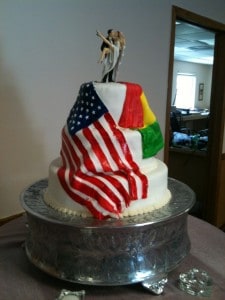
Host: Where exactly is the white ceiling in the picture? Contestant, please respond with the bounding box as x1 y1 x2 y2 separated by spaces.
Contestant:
174 21 215 65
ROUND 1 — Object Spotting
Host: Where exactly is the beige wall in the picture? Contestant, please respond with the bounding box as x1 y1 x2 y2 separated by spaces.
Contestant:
1 0 225 218
172 61 213 110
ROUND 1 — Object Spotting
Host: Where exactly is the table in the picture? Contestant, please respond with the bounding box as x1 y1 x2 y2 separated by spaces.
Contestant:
181 113 209 132
0 214 225 300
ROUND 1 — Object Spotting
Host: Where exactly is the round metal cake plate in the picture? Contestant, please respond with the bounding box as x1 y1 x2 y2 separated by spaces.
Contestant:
21 178 195 287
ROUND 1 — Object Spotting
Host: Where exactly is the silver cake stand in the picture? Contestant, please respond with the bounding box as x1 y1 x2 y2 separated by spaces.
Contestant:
21 178 195 295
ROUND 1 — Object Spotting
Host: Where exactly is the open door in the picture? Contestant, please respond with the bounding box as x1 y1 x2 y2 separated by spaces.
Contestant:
165 6 225 225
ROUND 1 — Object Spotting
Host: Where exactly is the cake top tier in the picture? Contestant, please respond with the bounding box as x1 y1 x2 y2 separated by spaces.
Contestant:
66 81 163 157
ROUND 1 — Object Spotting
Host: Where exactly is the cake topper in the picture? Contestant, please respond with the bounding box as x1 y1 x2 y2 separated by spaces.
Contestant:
96 29 126 82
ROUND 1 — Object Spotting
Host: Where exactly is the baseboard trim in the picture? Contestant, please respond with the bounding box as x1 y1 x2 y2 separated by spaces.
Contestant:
0 212 25 226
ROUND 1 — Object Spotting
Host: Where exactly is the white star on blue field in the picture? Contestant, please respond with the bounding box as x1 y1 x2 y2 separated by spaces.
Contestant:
67 82 108 136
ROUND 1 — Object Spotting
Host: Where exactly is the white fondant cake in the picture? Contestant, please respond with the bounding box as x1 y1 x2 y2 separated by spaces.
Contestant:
44 82 171 219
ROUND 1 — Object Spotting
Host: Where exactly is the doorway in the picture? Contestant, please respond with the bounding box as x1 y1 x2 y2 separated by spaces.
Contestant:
164 6 225 225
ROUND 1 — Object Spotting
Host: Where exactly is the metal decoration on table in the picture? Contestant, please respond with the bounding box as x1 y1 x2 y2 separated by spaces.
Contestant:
179 268 213 297
142 275 168 295
56 289 85 300
21 177 195 294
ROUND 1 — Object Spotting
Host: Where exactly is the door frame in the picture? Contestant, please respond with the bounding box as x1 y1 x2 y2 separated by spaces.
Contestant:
164 6 225 224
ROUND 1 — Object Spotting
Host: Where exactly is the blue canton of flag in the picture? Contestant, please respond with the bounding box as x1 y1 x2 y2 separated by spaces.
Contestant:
67 82 108 136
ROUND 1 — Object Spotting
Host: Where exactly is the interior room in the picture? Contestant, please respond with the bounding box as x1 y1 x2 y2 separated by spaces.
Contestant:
1 0 225 227
168 21 214 219
165 10 225 228
1 1 225 299
170 21 213 153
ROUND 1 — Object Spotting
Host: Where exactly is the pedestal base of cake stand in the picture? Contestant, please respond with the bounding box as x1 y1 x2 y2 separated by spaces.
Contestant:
21 178 195 294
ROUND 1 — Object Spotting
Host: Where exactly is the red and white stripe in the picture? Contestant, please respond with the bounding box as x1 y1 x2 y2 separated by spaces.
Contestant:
58 112 147 219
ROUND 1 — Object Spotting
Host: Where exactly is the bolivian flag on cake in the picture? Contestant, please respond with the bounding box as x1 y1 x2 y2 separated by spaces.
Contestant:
119 82 164 158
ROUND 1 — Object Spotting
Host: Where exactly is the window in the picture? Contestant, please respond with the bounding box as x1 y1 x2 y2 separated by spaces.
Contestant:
175 73 196 109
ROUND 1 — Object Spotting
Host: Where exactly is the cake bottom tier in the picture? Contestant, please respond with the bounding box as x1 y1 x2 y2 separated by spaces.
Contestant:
44 157 171 218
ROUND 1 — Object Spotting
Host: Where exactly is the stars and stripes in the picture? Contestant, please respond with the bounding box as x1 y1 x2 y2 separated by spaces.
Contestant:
67 82 108 135
57 82 148 219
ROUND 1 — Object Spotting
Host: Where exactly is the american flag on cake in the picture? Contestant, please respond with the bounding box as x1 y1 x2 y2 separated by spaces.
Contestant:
57 82 163 219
